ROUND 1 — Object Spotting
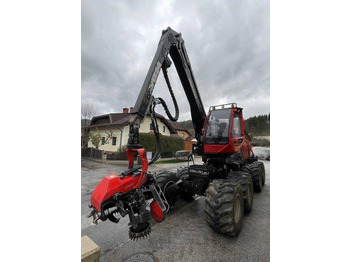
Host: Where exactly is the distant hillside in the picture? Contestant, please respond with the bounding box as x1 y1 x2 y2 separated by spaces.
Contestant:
168 113 270 137
244 114 270 136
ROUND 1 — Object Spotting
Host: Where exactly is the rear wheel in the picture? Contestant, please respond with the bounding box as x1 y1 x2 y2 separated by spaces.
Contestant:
253 161 265 186
154 172 179 208
204 179 244 237
228 171 254 213
242 164 263 192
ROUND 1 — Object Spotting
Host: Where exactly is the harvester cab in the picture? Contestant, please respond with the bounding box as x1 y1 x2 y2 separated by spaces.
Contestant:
203 103 253 161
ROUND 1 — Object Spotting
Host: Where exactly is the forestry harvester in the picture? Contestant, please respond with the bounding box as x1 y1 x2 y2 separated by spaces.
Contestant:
88 27 265 240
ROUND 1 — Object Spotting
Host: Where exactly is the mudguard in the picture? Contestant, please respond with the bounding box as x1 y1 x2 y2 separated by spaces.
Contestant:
150 200 166 222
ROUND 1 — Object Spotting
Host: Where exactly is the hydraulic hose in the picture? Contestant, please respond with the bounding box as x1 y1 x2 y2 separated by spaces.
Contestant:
148 60 180 166
157 66 179 122
148 102 162 166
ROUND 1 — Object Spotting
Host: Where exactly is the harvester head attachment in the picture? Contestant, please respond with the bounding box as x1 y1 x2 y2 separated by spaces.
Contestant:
129 223 151 241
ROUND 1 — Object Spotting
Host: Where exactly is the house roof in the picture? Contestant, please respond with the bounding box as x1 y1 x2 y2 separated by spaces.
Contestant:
81 119 91 127
175 128 192 136
87 112 177 134
171 123 184 130
185 135 197 142
170 123 192 135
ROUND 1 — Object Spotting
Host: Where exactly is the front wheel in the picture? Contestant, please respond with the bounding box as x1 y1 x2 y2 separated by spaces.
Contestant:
204 179 244 237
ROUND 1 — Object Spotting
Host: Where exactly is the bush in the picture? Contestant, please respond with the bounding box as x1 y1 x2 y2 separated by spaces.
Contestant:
250 138 270 147
139 133 184 154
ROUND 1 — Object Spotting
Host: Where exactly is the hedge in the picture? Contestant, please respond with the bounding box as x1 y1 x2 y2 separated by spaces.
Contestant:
139 133 184 155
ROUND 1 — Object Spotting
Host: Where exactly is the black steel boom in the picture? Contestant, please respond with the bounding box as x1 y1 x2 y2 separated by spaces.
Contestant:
127 27 206 153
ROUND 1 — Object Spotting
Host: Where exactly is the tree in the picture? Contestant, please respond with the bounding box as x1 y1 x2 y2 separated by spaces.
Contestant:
89 133 102 149
81 102 96 147
244 113 270 136
88 128 114 149
81 101 96 127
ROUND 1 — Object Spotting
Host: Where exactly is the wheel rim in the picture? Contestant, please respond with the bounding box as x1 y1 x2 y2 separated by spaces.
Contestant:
234 194 242 224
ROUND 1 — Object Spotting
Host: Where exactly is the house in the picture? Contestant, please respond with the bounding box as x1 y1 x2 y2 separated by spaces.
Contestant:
85 107 177 152
184 135 197 151
173 125 197 151
174 126 192 140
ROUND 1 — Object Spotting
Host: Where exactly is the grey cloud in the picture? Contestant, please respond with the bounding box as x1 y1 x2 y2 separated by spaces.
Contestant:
82 0 269 119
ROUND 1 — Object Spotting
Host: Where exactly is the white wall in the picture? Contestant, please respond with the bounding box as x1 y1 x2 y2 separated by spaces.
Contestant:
87 126 123 152
139 116 171 136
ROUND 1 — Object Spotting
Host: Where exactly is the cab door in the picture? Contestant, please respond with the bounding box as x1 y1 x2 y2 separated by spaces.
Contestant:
231 112 244 154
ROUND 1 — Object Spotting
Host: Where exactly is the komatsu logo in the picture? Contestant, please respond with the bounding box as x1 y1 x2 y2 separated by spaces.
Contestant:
148 61 162 94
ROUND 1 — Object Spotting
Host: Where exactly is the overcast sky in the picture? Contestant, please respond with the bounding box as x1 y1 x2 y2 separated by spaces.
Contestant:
82 0 269 121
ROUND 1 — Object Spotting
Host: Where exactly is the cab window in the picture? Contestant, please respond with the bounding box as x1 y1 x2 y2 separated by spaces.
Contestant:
205 109 231 144
232 114 242 137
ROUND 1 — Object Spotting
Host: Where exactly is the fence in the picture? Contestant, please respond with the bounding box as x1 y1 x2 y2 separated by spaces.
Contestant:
81 147 103 160
82 148 130 161
106 151 175 160
106 152 128 161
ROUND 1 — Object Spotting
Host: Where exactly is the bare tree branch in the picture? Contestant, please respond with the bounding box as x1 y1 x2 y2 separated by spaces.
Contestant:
104 130 114 144
81 101 96 127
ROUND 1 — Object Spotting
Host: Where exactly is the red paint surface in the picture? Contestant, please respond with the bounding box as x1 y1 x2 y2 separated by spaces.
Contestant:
90 148 148 212
150 201 166 222
203 107 252 158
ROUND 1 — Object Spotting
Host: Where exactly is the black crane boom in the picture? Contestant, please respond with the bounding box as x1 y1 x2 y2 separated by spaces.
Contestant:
127 27 206 153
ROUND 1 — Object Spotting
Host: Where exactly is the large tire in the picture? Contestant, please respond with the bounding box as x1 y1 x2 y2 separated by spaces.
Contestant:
180 189 195 201
253 161 265 186
177 167 195 201
155 172 179 208
204 179 244 237
228 171 254 213
242 164 263 192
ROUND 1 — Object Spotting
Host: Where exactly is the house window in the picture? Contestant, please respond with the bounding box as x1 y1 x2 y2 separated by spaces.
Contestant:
163 125 166 132
112 137 117 146
150 123 159 131
101 137 106 145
